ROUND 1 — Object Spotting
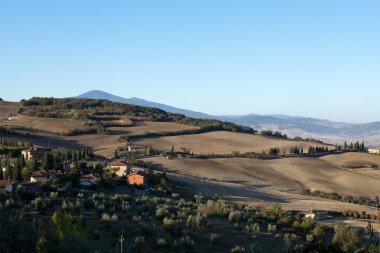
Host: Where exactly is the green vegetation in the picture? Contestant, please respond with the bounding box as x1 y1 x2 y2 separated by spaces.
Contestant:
20 97 257 136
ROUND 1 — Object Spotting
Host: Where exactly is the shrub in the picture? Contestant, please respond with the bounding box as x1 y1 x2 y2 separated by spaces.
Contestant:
180 236 194 251
231 245 244 253
155 237 167 249
268 224 277 233
163 217 182 235
187 214 204 232
228 211 242 223
209 233 220 249
333 223 360 253
300 218 315 231
246 223 261 237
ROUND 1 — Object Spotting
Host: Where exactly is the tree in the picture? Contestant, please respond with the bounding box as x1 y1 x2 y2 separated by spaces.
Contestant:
333 223 360 252
41 153 54 170
13 159 22 181
19 155 26 168
26 159 38 171
51 210 86 241
21 167 32 181
36 230 48 253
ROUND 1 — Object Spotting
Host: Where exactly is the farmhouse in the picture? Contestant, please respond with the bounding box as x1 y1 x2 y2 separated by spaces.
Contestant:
368 148 380 155
127 171 146 186
0 180 13 194
21 148 47 161
127 145 146 153
30 171 58 183
109 160 128 177
80 174 100 186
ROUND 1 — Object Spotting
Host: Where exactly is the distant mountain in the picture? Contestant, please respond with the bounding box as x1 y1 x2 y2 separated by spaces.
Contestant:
75 90 380 146
220 114 380 147
75 90 211 118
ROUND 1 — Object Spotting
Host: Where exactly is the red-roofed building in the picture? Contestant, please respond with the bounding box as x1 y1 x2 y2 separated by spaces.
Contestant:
30 170 58 183
127 171 146 186
109 160 128 177
80 174 100 186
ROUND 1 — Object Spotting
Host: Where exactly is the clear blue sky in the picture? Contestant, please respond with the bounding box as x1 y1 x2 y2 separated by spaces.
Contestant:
0 1 379 123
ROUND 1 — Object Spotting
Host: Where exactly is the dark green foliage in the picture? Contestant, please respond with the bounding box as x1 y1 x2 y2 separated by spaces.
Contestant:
260 130 287 139
21 97 257 136
41 153 54 170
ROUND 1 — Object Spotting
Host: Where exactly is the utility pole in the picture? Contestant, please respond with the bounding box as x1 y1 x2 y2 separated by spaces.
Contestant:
119 233 125 253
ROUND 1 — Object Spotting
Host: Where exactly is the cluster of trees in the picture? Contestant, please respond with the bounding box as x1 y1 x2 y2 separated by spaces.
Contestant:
0 155 35 181
269 147 281 156
0 126 16 136
308 146 330 154
305 189 377 207
1 177 379 253
20 97 257 136
289 146 303 154
341 141 366 152
260 130 288 139
0 147 94 182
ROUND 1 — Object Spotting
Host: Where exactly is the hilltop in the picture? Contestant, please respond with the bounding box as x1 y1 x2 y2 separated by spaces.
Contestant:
75 90 380 146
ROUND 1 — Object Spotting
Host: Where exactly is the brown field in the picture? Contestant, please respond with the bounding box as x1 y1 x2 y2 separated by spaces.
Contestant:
144 155 380 212
0 101 20 117
0 115 86 134
109 121 198 136
10 121 200 156
135 131 335 154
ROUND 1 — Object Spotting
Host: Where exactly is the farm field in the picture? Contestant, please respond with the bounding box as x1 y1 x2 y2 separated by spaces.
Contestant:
109 121 198 135
0 115 86 134
6 121 200 156
0 101 20 117
144 156 380 212
135 131 335 155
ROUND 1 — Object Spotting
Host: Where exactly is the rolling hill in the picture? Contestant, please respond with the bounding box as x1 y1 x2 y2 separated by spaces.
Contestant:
75 90 380 146
75 90 211 119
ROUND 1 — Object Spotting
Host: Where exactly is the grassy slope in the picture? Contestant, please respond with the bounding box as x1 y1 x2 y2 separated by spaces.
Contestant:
0 101 20 116
145 155 380 197
135 131 335 155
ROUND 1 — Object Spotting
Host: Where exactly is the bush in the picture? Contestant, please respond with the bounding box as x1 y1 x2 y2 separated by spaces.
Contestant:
333 223 360 253
163 217 182 235
246 223 261 237
231 245 244 253
187 214 204 232
210 233 220 249
180 236 194 251
228 211 242 223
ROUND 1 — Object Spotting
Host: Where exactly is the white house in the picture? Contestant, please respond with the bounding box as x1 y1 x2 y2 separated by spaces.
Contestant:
30 171 57 183
109 161 128 177
368 148 380 155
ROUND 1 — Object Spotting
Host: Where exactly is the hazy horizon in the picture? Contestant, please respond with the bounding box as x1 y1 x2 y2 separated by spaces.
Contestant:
1 1 379 123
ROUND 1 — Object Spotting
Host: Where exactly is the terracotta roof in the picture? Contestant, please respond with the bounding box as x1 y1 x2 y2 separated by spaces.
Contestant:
80 174 99 180
31 170 58 178
31 172 48 178
129 171 146 177
110 161 127 167
0 180 9 188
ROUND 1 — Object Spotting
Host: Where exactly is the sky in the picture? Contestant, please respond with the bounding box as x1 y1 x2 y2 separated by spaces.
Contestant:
0 1 379 123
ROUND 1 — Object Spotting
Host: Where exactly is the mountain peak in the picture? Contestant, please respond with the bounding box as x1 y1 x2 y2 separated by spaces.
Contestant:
75 90 212 119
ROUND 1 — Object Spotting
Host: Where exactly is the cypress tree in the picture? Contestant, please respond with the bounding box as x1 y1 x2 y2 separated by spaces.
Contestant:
13 159 22 181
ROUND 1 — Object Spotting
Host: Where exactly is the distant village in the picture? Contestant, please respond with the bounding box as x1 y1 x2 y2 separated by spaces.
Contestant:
0 145 155 196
